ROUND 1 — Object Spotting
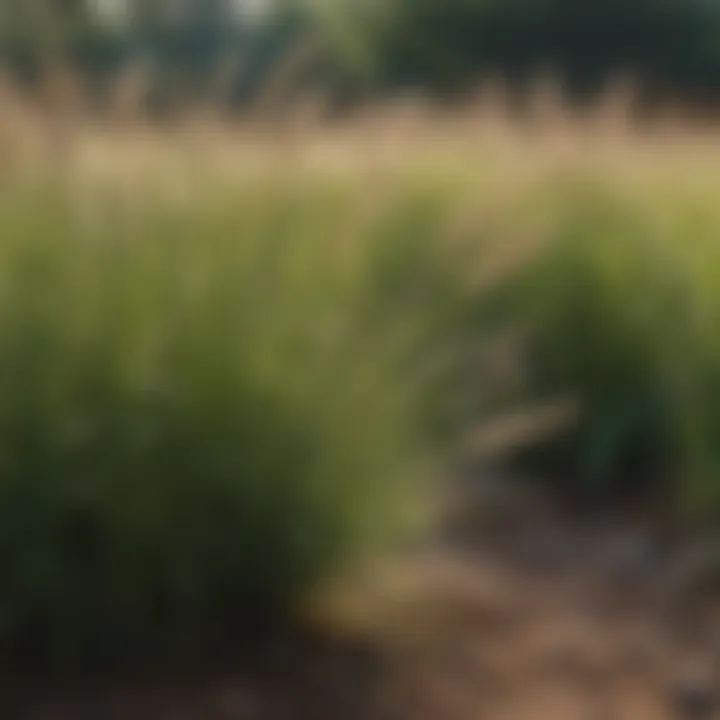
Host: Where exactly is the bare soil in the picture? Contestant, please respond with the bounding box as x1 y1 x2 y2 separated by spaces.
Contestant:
5 478 720 720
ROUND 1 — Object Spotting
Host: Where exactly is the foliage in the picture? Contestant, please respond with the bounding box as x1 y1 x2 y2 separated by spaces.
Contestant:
0 167 498 669
513 178 720 514
6 0 720 103
371 0 720 97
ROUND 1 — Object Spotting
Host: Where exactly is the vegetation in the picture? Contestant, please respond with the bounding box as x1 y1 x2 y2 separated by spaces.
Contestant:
0 154 505 669
4 111 720 667
518 175 720 514
370 0 720 98
5 0 720 105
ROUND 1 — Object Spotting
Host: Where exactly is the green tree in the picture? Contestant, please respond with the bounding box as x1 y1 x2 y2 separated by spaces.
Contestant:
367 0 720 97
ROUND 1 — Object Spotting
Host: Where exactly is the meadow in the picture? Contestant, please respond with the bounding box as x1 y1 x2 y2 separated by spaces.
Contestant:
2 96 720 668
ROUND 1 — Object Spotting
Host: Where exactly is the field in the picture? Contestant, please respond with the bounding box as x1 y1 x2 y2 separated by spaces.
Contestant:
3 103 720 714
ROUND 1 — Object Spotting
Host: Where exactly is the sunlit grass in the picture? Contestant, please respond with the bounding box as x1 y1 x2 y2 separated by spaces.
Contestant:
4 109 720 665
0 158 512 668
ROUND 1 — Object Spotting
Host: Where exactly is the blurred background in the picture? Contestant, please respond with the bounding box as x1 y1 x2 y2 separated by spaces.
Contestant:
4 2 720 719
5 0 720 116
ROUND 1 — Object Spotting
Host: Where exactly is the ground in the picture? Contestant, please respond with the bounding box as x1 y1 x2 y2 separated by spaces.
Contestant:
5 477 720 720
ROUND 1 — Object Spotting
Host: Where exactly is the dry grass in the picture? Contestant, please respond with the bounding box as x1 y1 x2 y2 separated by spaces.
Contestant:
4 64 720 182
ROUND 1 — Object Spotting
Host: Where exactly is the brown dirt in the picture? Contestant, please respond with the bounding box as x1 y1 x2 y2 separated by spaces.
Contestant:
5 479 720 720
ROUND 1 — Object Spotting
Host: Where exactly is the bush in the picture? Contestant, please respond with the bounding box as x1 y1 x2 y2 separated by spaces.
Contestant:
0 175 488 669
517 179 720 515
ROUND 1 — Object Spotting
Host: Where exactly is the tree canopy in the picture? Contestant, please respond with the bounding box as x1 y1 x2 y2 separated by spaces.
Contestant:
2 0 720 105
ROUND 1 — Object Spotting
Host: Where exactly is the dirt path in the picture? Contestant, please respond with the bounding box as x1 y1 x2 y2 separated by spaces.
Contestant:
379 500 720 720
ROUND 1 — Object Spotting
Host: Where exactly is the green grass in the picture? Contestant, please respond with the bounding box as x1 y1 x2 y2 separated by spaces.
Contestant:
0 170 499 669
7 130 720 667
514 175 720 515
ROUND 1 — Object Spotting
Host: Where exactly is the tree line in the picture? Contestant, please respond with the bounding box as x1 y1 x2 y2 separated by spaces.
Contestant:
2 0 720 108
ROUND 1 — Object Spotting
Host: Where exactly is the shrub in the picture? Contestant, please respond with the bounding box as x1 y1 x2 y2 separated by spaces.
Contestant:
0 176 486 669
518 179 720 515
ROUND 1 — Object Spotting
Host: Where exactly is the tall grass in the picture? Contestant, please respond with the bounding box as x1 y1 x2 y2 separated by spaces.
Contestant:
0 161 513 668
6 95 720 666
514 174 720 516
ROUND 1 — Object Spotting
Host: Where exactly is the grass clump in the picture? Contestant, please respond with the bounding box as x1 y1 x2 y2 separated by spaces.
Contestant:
0 174 491 669
517 178 720 515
